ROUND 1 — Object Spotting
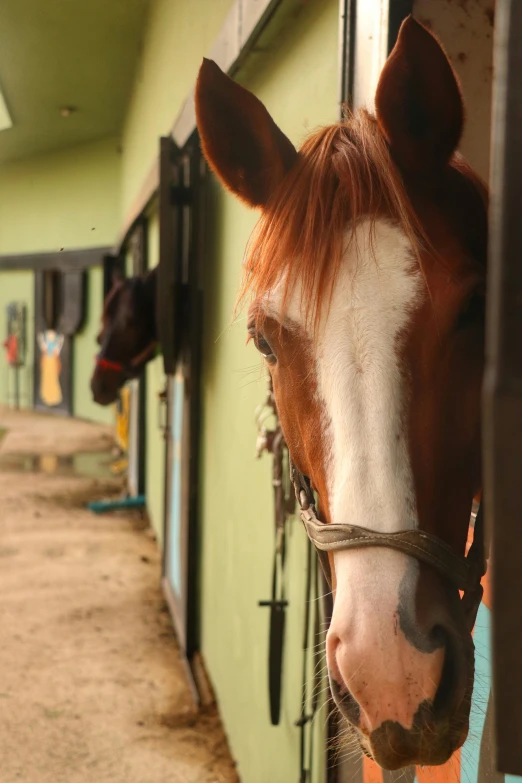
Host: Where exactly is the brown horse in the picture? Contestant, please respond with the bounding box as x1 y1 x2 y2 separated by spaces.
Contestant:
195 17 488 771
90 267 158 406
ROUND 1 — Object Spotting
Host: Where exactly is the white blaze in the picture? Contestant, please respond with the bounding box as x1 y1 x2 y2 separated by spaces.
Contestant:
316 219 423 532
267 219 443 730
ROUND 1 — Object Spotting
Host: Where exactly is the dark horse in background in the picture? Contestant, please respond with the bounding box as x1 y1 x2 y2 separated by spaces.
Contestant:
90 267 158 405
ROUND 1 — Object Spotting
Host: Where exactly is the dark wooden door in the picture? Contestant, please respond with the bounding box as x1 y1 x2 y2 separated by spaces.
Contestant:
159 133 205 672
33 267 86 416
128 219 148 497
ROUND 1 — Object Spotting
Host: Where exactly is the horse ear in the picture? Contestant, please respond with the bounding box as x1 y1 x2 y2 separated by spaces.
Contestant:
111 268 125 287
195 58 297 207
375 16 463 173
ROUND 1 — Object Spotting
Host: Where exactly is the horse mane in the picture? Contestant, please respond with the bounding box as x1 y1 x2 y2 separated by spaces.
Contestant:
238 109 437 331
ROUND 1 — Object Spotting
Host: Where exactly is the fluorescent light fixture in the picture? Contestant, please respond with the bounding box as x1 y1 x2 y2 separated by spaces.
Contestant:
0 84 12 131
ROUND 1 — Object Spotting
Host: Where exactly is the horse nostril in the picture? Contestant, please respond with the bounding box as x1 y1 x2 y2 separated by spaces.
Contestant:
431 625 466 719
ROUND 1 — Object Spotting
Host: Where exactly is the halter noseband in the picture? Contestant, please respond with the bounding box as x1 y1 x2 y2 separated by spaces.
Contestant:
291 462 488 632
95 340 158 378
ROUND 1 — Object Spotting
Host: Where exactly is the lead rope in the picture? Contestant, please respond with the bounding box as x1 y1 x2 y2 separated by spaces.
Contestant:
296 538 314 782
255 378 325 782
307 551 323 782
256 377 295 726
296 515 324 783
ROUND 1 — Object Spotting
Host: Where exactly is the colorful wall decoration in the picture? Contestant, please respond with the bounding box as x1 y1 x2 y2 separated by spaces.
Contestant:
32 268 88 417
33 330 72 416
3 302 27 408
4 302 26 367
36 329 64 407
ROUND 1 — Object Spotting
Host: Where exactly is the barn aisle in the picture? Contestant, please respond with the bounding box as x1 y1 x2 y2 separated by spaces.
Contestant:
0 406 237 783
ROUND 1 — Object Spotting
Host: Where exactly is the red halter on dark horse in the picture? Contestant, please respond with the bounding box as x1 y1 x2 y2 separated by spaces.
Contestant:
90 268 158 406
195 17 488 771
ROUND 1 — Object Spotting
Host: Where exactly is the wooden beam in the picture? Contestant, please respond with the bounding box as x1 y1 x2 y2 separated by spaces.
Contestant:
0 245 112 271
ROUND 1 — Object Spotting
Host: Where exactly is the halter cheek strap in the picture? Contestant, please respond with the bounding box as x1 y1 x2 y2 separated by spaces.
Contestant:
291 462 488 632
96 356 125 372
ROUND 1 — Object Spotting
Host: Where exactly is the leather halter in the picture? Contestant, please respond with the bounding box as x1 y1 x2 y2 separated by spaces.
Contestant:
291 462 488 632
95 341 158 378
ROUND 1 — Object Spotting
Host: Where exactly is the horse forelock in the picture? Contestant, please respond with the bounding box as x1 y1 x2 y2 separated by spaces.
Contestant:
239 109 484 334
238 110 425 329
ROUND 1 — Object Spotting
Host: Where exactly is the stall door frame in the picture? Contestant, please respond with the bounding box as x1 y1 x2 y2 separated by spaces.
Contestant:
159 133 204 674
484 0 522 775
126 220 148 498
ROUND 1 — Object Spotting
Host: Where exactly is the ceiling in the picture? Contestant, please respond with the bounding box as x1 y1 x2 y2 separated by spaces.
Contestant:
0 0 150 163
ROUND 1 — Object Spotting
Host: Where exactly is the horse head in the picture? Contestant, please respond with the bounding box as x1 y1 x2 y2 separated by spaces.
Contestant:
196 16 488 770
90 267 158 406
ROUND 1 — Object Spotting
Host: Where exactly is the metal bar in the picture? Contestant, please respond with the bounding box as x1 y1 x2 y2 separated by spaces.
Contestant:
13 364 19 411
386 0 413 55
483 0 522 775
129 219 149 497
184 138 205 660
338 0 355 115
157 136 181 376
351 0 389 111
350 0 411 112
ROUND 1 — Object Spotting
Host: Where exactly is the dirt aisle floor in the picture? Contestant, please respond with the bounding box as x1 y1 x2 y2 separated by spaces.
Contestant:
0 407 238 783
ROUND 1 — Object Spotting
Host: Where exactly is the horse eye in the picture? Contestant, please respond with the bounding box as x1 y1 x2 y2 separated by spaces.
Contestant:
250 330 277 364
456 293 486 331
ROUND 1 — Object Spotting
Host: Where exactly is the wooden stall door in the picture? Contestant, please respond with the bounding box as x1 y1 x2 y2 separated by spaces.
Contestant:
33 267 86 416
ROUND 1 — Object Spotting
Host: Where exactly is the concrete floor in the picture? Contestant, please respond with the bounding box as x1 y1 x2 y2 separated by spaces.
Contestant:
0 407 238 783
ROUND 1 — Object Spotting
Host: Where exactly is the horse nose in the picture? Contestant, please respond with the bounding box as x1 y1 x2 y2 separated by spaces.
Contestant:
368 705 457 769
90 373 104 399
366 624 470 769
90 372 115 406
326 550 471 740
327 623 446 734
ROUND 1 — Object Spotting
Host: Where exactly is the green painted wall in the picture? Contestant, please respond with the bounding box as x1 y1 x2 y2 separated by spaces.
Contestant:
198 2 339 781
0 136 121 423
121 0 233 216
0 271 34 408
0 136 121 254
144 208 166 544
